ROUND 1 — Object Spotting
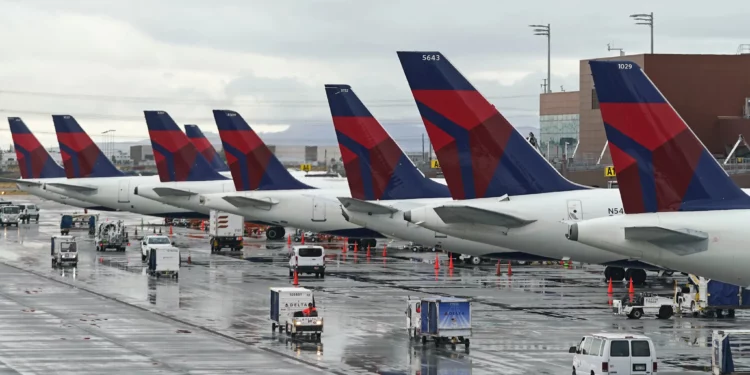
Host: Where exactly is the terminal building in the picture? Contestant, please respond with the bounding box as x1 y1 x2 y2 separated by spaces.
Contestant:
540 52 750 187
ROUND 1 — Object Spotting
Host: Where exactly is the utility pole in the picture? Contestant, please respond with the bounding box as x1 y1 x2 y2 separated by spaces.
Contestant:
530 24 551 93
630 13 654 54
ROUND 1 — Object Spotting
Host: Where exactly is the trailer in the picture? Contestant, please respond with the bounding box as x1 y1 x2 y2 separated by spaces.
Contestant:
61 214 98 235
675 275 750 318
209 210 244 253
409 296 472 349
95 220 128 252
270 287 322 341
712 329 750 375
147 246 180 279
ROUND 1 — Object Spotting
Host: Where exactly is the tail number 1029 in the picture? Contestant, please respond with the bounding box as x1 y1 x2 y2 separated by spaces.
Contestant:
422 54 441 61
618 63 633 70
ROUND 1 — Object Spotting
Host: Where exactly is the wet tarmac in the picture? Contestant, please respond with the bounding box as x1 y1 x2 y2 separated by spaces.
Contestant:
0 197 738 374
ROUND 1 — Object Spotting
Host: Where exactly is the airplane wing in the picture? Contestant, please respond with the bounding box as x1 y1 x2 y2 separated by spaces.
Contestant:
338 197 399 215
0 177 41 186
433 206 536 228
47 182 98 192
222 196 279 210
624 226 708 244
151 187 196 197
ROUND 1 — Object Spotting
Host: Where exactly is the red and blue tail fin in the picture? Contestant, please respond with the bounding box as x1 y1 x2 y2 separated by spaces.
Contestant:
325 84 449 200
8 117 66 179
184 124 230 172
213 110 313 191
144 111 228 182
397 51 586 200
52 115 124 178
590 60 750 213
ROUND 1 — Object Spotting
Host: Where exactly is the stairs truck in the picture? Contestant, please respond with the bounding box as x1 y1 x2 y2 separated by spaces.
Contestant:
209 210 244 253
674 275 750 318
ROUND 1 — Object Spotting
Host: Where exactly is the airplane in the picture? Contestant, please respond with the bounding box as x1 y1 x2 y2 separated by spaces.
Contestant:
395 51 671 285
566 60 750 287
41 114 211 218
326 84 555 264
2 117 115 211
196 110 384 246
184 124 230 172
133 110 345 239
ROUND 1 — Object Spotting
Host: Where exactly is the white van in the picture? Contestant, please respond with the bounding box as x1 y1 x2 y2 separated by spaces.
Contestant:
289 245 325 278
570 333 657 375
0 205 20 227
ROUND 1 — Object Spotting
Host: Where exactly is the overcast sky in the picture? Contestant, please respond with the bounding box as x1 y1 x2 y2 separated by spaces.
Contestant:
0 0 747 148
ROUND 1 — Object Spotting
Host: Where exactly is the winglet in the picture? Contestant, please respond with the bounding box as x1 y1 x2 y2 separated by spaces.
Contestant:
325 84 449 200
184 124 230 172
590 60 750 212
213 110 313 191
397 51 586 200
144 111 227 182
8 117 66 179
52 115 125 178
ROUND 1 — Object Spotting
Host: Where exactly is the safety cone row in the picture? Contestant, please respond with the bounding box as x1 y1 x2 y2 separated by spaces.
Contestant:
496 260 502 276
293 269 299 286
448 253 454 270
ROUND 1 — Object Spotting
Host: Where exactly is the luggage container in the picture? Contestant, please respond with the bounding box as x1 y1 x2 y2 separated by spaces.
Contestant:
147 246 180 279
408 296 471 349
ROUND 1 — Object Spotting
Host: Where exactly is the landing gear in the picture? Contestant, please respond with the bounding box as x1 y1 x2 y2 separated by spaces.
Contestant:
266 226 286 241
624 268 647 286
604 266 625 282
357 238 377 249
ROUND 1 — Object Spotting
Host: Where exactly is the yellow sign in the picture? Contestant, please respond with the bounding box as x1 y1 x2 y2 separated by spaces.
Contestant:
300 164 312 172
430 160 441 169
604 166 616 177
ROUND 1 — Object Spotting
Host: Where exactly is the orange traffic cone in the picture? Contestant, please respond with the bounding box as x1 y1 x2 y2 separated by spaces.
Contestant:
434 253 440 269
448 253 454 270
353 242 358 253
341 242 347 253
382 244 387 257
287 235 291 246
366 245 371 258
293 269 299 286
607 278 613 294
301 236 305 245
169 225 173 235
187 252 192 264
628 277 635 294
496 260 502 276
507 261 512 276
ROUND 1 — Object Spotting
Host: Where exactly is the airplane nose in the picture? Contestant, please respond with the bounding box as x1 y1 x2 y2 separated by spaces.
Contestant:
403 211 412 222
566 223 578 241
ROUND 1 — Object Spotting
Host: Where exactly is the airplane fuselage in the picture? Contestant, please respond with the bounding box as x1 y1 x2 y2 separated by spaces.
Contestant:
570 210 750 287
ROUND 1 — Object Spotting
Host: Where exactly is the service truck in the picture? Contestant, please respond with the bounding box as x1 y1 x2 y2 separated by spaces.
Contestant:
95 220 128 252
209 210 244 253
51 235 78 268
269 287 323 341
674 275 750 318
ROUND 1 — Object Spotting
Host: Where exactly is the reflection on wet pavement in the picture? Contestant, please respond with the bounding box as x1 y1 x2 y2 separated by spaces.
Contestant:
0 198 730 374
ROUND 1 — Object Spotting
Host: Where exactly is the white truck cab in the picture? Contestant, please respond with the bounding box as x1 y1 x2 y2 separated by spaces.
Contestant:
288 246 325 278
0 205 20 227
570 333 657 375
51 235 78 268
141 235 174 262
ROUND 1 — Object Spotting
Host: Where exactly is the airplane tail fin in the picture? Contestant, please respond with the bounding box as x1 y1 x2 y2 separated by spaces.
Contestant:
185 124 230 172
52 115 125 178
590 60 750 213
325 84 449 200
397 51 586 200
144 111 227 182
8 117 66 179
213 110 313 191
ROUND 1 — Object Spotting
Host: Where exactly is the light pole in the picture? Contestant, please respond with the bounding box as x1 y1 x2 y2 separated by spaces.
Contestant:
530 24 551 93
630 13 653 54
102 129 115 161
